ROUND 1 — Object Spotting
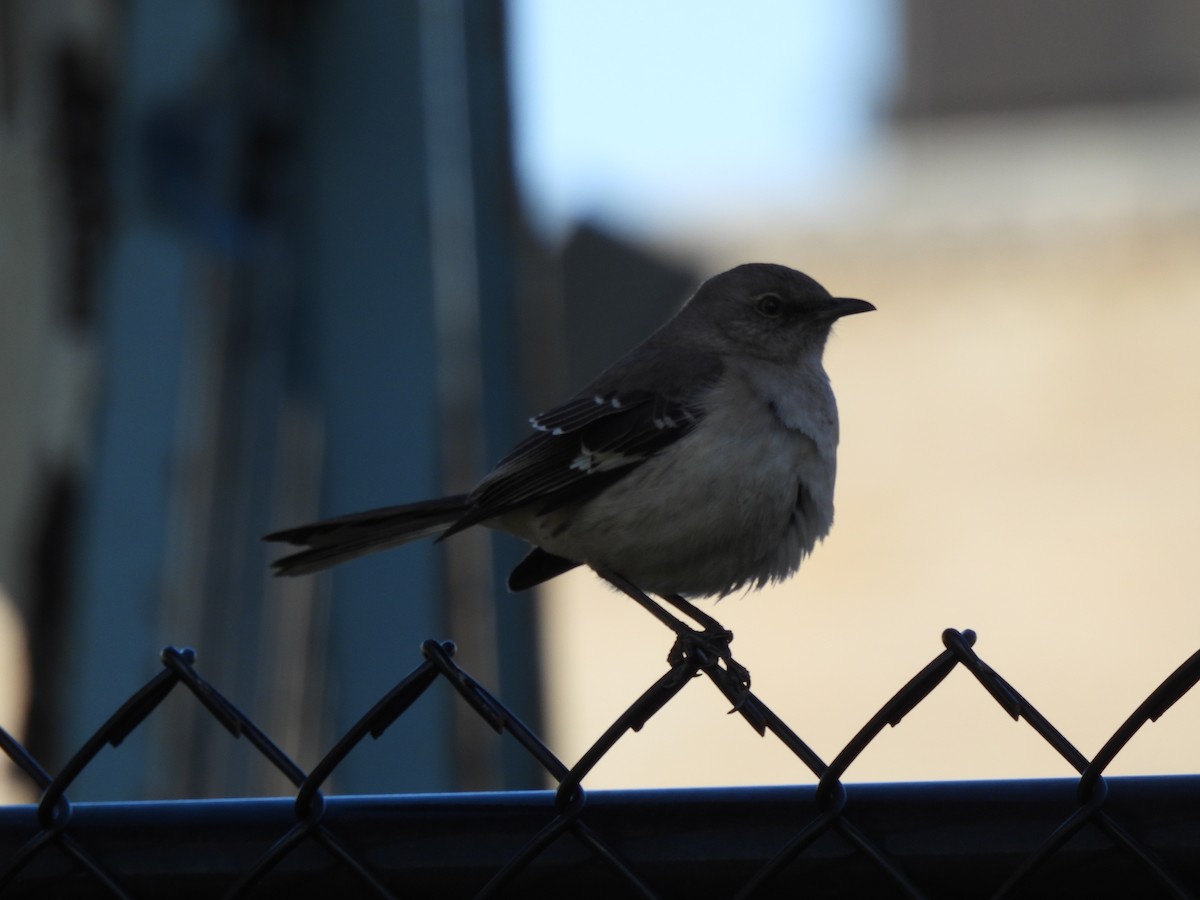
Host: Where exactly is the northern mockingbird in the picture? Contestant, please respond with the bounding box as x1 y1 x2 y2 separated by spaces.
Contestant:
267 263 873 683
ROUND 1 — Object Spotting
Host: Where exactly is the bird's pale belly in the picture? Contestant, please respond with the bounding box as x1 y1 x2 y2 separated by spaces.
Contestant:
511 416 835 598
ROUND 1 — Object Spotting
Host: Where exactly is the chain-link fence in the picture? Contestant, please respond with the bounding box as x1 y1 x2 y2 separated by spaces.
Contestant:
1 628 1198 898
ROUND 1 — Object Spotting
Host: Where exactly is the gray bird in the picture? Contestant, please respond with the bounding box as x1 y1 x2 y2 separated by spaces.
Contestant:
266 263 872 679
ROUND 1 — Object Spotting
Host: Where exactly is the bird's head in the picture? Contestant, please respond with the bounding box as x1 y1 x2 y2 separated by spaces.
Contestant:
683 263 874 365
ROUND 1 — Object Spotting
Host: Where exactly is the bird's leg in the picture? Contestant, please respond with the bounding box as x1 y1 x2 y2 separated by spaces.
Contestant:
594 567 694 634
596 568 750 694
660 592 729 636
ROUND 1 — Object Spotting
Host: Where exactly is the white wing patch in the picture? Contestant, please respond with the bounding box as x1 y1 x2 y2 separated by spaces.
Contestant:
569 444 640 474
530 393 628 435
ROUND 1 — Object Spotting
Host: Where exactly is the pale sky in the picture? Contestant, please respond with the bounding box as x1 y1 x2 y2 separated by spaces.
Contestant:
507 0 900 236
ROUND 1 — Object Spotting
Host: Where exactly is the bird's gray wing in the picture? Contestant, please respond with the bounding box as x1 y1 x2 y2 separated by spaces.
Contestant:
443 362 722 535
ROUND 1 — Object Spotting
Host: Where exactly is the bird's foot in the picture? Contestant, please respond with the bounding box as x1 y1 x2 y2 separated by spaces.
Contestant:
592 569 753 705
667 626 752 702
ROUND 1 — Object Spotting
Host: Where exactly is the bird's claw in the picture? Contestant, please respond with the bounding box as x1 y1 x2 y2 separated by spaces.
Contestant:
667 627 752 704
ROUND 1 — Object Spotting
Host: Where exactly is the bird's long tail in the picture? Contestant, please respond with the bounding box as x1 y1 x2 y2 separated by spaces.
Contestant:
264 494 470 576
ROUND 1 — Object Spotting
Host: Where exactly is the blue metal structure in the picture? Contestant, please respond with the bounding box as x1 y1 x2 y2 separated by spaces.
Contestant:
61 0 535 799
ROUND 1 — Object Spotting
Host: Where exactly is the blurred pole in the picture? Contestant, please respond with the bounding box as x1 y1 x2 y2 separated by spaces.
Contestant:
418 0 501 790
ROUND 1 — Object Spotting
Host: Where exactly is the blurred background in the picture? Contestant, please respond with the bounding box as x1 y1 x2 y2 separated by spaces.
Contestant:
1 0 1199 802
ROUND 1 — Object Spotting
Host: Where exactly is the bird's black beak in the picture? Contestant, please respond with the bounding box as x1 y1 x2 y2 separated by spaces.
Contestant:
826 297 876 319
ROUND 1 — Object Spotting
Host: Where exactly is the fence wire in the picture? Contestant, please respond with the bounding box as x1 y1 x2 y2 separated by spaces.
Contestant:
1 628 1199 899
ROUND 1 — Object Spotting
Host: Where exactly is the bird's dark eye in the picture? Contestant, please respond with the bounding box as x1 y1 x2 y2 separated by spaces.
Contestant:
756 293 783 318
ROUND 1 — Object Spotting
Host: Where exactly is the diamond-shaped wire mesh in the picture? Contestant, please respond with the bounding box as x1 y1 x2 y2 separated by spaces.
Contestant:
1 629 1198 898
